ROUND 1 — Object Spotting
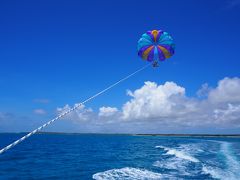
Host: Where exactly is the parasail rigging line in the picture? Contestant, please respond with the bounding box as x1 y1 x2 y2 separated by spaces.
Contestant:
0 64 151 154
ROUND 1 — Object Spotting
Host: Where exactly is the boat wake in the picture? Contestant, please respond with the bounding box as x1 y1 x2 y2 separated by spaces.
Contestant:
155 145 199 163
93 141 240 180
202 141 240 180
92 167 165 180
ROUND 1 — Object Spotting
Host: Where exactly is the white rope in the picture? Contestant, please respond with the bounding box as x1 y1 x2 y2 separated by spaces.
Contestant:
0 64 150 154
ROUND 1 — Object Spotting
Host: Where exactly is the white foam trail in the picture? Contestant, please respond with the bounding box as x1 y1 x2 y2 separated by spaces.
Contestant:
202 166 225 179
92 167 166 180
153 160 190 176
202 141 240 180
179 143 204 154
222 142 240 169
155 146 199 163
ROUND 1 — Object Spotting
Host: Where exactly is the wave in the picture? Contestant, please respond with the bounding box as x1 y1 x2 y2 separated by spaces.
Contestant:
179 143 205 154
93 142 240 180
155 145 199 163
202 141 240 180
92 167 166 180
153 159 190 176
202 165 226 179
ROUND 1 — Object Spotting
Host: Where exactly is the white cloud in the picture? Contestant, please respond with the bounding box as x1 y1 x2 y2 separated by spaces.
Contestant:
57 104 93 122
214 104 240 124
56 77 240 133
208 77 240 104
33 109 47 115
197 83 211 98
99 107 118 117
122 81 186 120
120 78 240 127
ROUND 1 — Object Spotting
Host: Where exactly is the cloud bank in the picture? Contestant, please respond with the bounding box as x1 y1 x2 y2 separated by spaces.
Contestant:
56 77 240 133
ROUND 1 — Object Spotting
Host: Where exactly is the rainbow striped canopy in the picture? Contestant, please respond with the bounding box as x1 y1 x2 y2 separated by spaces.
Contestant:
137 30 175 62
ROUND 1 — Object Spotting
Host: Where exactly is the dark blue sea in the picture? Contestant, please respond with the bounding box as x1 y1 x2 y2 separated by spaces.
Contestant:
0 134 240 179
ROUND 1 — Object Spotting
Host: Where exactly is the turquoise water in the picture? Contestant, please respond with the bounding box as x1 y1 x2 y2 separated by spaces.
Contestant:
0 134 240 179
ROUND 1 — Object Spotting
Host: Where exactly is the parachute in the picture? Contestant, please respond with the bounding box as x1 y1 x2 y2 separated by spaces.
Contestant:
137 30 175 65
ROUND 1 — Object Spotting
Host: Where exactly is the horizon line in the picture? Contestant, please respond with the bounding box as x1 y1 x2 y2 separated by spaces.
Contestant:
0 132 240 137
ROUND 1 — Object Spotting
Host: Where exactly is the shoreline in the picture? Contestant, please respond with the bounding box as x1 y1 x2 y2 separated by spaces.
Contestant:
0 132 240 137
133 134 240 138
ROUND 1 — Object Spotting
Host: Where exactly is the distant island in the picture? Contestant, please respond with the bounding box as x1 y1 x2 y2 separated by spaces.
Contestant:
1 132 239 138
133 134 240 137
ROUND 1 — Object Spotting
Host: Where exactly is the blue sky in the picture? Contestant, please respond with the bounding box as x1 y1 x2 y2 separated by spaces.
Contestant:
0 0 240 133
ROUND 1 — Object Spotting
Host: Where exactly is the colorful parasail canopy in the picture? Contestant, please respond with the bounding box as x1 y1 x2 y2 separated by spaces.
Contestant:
137 30 175 62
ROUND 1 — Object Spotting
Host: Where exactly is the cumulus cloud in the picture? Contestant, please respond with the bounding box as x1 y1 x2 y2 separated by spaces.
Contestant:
57 104 93 122
120 78 240 127
120 81 206 127
122 81 186 120
33 109 47 115
214 104 240 125
56 77 240 133
99 107 118 117
208 77 240 104
197 83 211 98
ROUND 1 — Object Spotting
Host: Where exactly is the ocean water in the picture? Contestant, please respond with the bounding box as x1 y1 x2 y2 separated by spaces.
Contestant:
0 134 240 179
